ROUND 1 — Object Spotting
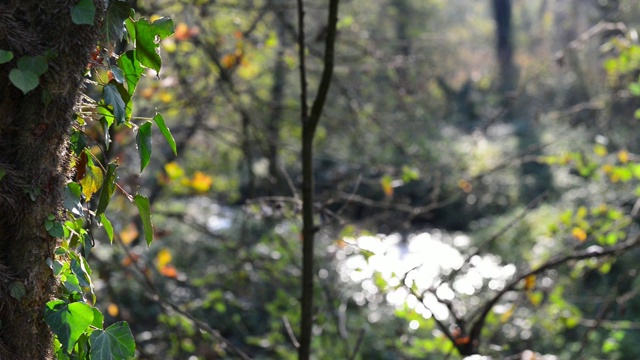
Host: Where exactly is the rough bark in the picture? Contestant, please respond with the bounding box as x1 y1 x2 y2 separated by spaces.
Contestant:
0 1 104 358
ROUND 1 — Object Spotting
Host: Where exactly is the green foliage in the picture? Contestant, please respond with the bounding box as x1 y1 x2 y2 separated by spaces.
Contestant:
42 1 174 358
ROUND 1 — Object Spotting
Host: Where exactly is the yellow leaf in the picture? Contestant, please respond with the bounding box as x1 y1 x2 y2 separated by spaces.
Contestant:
594 144 608 157
107 303 119 317
601 164 614 174
164 161 185 180
157 248 172 269
380 175 393 198
618 150 629 163
158 91 173 103
524 275 536 291
79 165 103 200
572 227 587 242
500 305 514 323
190 171 212 193
120 223 139 245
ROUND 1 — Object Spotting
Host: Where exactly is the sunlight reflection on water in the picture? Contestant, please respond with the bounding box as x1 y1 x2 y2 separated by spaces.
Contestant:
335 230 516 321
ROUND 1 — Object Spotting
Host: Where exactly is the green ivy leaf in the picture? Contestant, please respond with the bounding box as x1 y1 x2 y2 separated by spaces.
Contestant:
103 84 126 126
0 50 13 64
117 50 144 96
44 300 94 353
45 214 65 238
103 0 131 43
9 69 39 94
64 183 83 217
99 214 114 243
89 322 135 360
110 65 125 83
17 55 48 75
153 112 177 156
136 122 152 172
71 0 96 25
134 18 174 72
8 281 26 300
134 194 153 246
96 162 119 216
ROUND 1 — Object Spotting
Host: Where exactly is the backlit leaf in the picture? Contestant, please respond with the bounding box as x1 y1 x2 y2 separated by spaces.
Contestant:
119 223 138 245
80 165 104 200
44 300 94 353
156 248 172 268
103 84 126 125
89 322 135 360
153 112 177 155
134 194 153 246
190 172 212 193
99 214 114 243
136 122 152 173
96 162 118 216
380 175 393 198
572 227 587 242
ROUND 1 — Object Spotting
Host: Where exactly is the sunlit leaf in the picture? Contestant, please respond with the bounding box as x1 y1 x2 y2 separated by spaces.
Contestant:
164 162 185 180
44 300 94 353
80 165 104 200
618 149 629 163
593 143 608 157
572 227 587 242
190 171 212 193
119 223 138 245
99 214 114 243
136 122 152 173
156 248 172 268
89 322 135 360
381 175 393 198
134 194 153 246
153 112 177 156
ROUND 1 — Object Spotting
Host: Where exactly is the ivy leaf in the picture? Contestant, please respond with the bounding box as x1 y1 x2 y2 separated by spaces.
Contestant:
45 214 65 238
80 165 104 201
9 69 39 94
89 322 135 360
0 50 13 64
91 308 104 329
64 183 83 217
134 18 174 72
153 112 177 156
9 281 26 300
103 84 126 126
109 65 125 83
44 300 94 354
134 194 153 246
103 0 131 44
136 122 152 173
17 55 48 75
99 214 114 243
71 0 96 25
117 51 144 96
96 162 118 216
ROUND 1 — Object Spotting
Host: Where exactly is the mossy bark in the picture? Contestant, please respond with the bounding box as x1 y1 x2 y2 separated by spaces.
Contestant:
0 1 104 358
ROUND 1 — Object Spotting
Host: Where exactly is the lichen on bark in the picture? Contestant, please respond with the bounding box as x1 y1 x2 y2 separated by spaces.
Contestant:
0 1 105 358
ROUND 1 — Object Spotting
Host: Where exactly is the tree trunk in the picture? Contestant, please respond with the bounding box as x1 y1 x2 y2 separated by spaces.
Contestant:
492 0 517 94
0 1 104 358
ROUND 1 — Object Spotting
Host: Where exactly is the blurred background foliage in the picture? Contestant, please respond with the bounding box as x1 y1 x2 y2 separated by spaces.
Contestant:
87 0 640 358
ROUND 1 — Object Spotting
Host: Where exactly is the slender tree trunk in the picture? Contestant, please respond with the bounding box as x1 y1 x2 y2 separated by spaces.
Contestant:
0 1 103 358
492 0 517 94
